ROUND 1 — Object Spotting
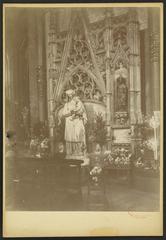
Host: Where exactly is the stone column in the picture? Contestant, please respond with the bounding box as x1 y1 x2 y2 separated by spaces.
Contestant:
128 9 142 124
104 11 113 149
128 19 136 124
135 22 142 123
36 12 45 123
45 11 57 155
149 8 160 112
28 11 39 133
144 27 152 115
5 53 14 131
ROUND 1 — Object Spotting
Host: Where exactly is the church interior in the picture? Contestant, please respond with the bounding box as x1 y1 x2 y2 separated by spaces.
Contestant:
5 7 161 211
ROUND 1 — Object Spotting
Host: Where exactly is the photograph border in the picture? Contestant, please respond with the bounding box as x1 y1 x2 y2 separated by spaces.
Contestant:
2 2 164 237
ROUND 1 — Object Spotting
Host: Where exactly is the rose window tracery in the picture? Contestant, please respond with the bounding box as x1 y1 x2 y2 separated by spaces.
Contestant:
62 70 103 102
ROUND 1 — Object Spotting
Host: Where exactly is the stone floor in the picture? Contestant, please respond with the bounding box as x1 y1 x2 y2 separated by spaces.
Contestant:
5 145 160 212
6 178 160 211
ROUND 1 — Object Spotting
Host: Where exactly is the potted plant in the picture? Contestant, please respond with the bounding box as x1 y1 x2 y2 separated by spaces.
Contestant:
86 113 107 153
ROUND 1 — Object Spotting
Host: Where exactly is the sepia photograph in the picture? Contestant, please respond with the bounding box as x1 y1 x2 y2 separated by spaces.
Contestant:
3 3 163 237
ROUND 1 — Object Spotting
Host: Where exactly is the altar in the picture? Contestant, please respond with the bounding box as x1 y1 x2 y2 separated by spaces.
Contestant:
5 7 160 159
44 9 144 159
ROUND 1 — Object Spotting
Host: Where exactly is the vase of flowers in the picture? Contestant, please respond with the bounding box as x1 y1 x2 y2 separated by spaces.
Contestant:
89 165 102 186
29 135 50 158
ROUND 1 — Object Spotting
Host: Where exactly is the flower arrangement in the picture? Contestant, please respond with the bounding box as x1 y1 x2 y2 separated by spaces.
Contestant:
89 166 102 185
30 136 50 158
140 139 156 152
129 113 160 172
40 137 49 157
103 148 132 168
134 139 159 171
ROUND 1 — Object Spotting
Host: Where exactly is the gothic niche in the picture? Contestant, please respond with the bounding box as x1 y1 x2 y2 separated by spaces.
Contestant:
61 70 103 102
113 26 127 47
114 61 129 125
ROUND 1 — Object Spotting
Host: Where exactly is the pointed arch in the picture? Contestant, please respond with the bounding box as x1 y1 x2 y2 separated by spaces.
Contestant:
53 10 105 102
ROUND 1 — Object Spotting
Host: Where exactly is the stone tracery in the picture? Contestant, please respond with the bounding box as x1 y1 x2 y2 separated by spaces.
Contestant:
89 20 105 53
68 29 91 67
62 70 103 102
